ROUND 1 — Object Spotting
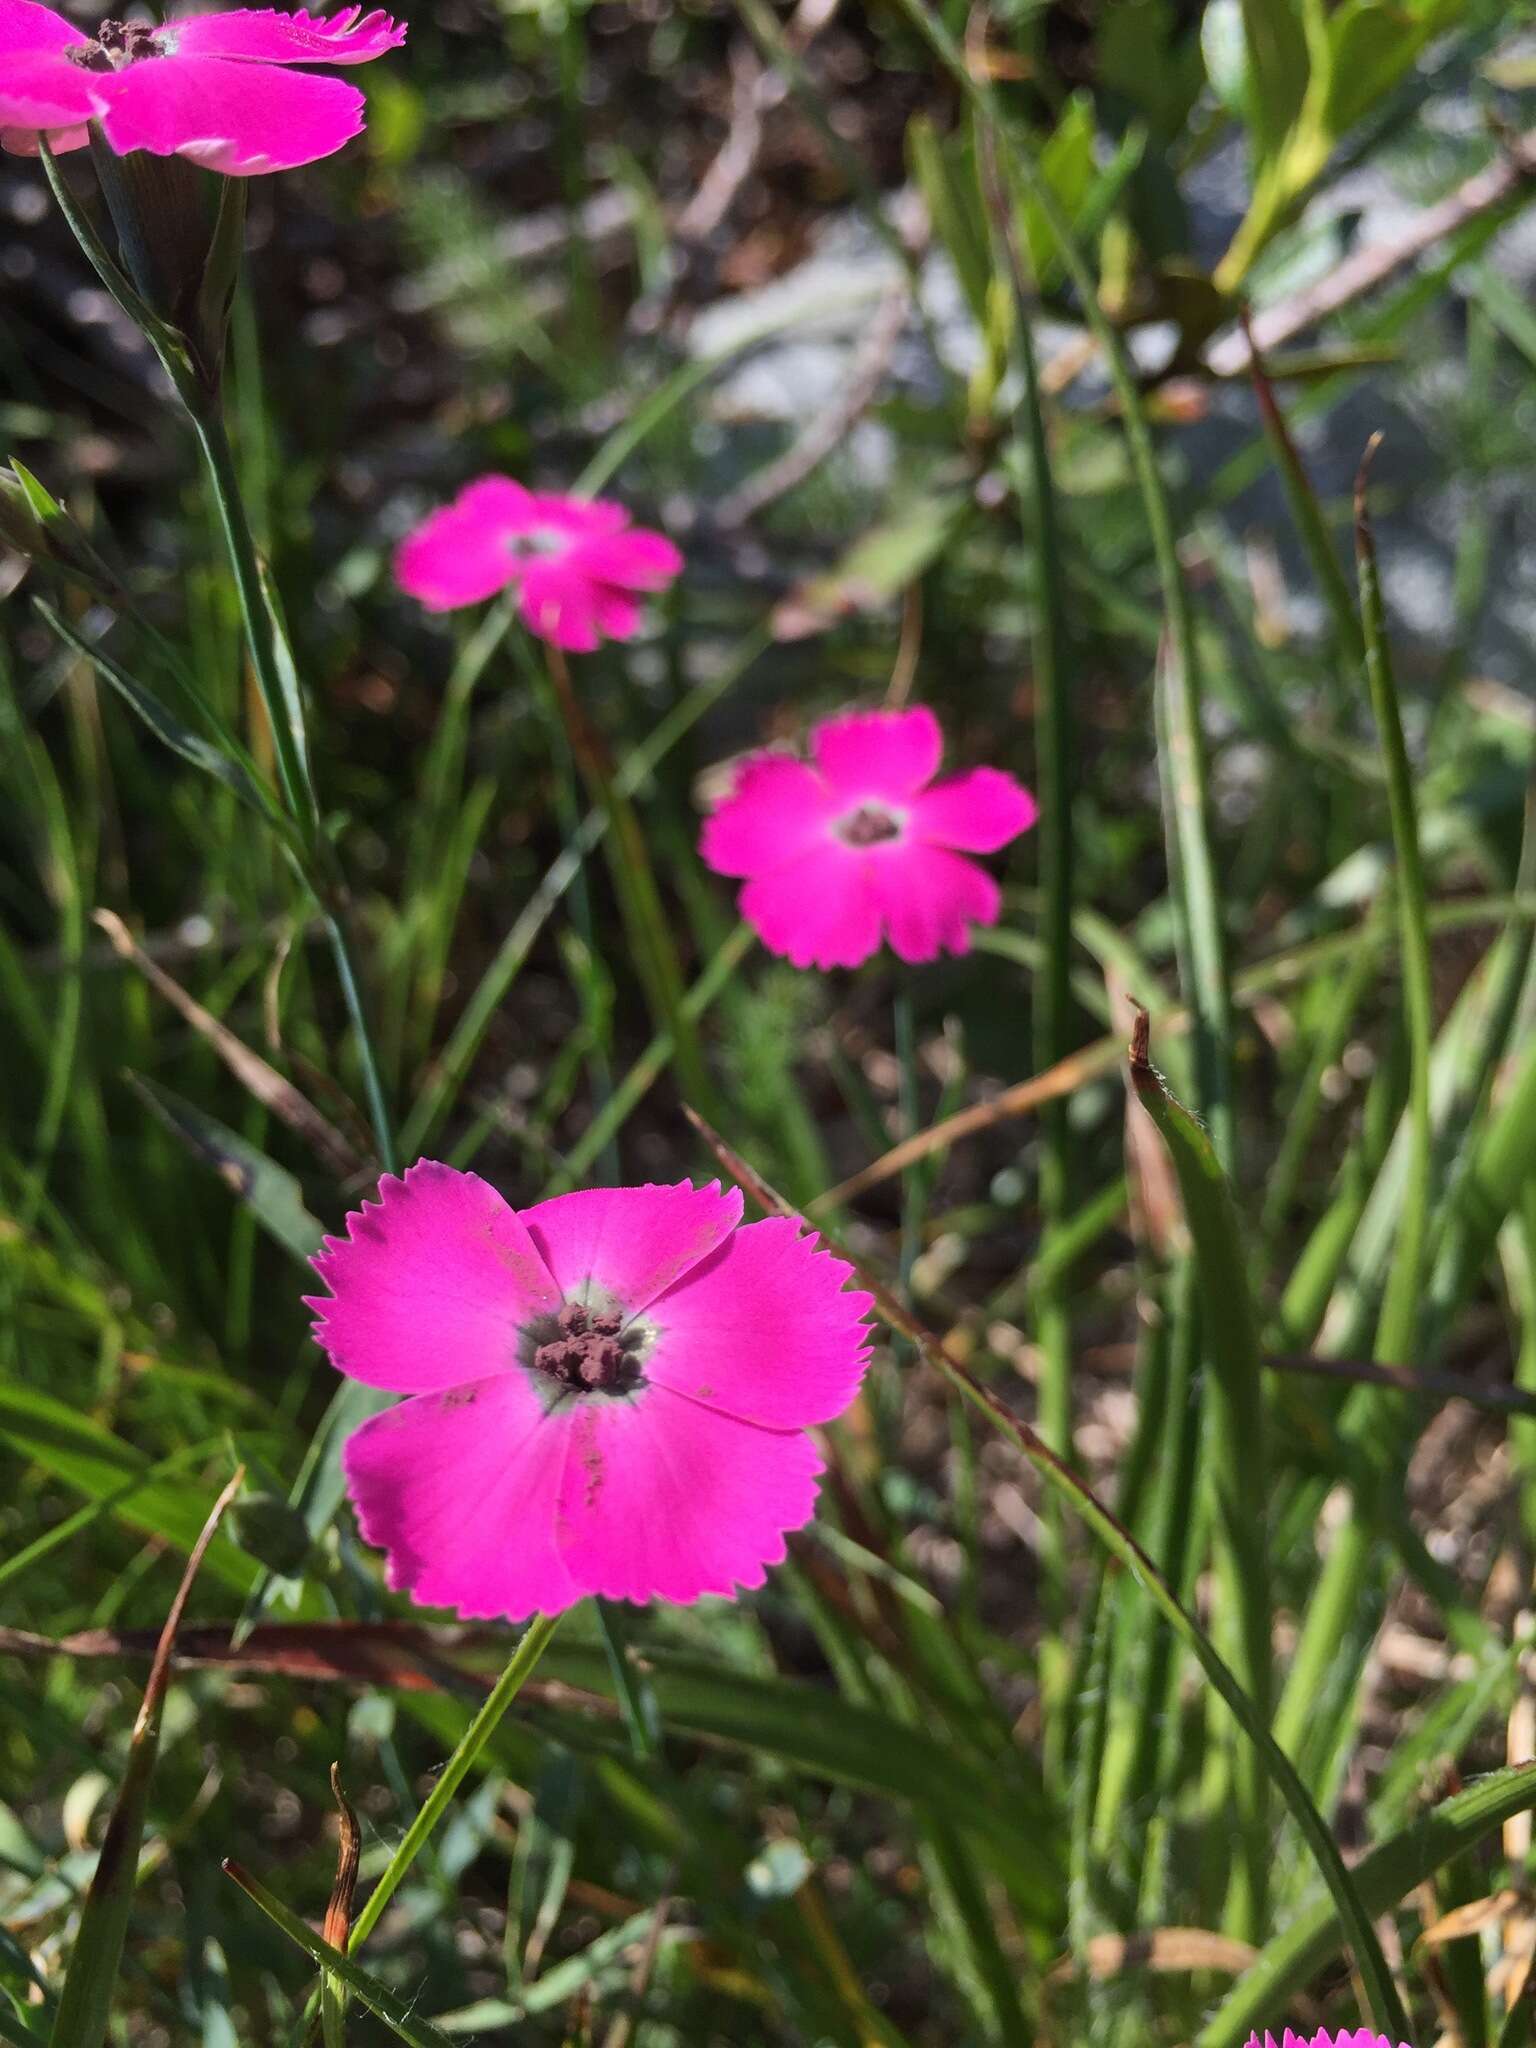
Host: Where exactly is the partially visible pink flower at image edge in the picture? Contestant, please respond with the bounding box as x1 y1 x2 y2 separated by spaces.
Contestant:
0 2 406 174
700 703 1038 970
1245 2032 1416 2048
306 1163 873 1620
395 475 683 652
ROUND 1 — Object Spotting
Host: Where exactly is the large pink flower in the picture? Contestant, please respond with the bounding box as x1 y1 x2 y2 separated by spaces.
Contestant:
700 705 1038 970
395 477 683 652
1245 2035 1415 2048
306 1163 872 1620
0 3 404 173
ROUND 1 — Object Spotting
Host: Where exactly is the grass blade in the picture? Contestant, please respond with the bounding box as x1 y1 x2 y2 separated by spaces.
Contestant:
684 1105 1410 2042
1197 1763 1536 2047
1128 1010 1272 1931
221 1861 454 2048
46 1468 243 2048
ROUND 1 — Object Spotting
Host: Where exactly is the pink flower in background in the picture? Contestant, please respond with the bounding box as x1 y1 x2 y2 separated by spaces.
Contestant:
0 3 405 173
307 1163 872 1620
1245 2035 1414 2048
395 477 683 651
700 704 1037 971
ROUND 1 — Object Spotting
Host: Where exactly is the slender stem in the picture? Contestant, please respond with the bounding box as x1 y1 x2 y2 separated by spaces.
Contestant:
348 1610 563 1953
319 904 400 1176
978 112 1077 1735
1355 441 1434 1366
188 407 315 831
191 411 397 1171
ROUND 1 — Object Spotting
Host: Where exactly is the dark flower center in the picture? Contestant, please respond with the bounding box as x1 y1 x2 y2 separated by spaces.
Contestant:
836 802 902 847
532 1301 643 1395
67 19 163 66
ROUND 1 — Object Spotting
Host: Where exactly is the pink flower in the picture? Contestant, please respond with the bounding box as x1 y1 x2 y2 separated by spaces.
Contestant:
394 477 683 652
0 3 404 173
306 1163 872 1620
1245 2035 1415 2048
700 705 1038 970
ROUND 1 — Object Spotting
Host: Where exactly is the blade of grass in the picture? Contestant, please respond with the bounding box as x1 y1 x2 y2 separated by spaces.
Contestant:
46 1467 242 2048
1196 1763 1536 2048
401 623 770 1158
1127 1010 1271 1934
221 1861 454 2048
1355 436 1435 1367
977 106 1078 1751
885 0 1234 1164
683 1106 1410 2041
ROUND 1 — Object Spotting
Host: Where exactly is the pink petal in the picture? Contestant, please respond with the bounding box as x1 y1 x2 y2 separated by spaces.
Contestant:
455 475 539 530
910 767 1038 852
522 1181 743 1320
518 557 601 652
569 527 683 592
0 0 87 55
97 53 365 173
307 1160 562 1393
394 496 522 611
524 493 629 540
586 585 642 642
646 1216 872 1428
867 842 1001 963
553 1387 824 1606
344 1376 579 1620
739 845 882 970
0 49 107 129
699 754 835 879
812 705 943 802
2 119 88 151
165 6 406 65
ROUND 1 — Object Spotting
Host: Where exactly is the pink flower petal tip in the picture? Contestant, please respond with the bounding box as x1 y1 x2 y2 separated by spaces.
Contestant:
1245 2033 1416 2048
0 3 405 173
307 1162 874 1621
394 475 683 648
699 704 1037 970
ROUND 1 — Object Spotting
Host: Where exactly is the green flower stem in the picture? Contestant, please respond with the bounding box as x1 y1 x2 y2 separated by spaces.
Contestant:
348 1610 563 1954
41 138 399 1175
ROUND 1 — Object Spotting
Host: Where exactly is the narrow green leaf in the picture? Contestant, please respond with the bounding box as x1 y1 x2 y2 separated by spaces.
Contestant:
124 1074 325 1266
1197 1763 1536 2047
47 1471 242 2048
1128 1012 1272 1930
222 1861 455 2048
33 601 283 832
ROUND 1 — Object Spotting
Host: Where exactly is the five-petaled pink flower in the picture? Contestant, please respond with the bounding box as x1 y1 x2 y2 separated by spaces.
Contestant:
1245 2034 1414 2048
395 477 683 652
700 705 1037 970
307 1164 872 1620
0 2 404 173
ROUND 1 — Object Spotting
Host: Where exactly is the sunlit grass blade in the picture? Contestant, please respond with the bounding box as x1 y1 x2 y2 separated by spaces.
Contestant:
682 1107 1410 2041
1197 1762 1536 2048
222 1860 455 2048
1354 436 1435 1367
1127 1011 1271 1930
46 1468 242 2048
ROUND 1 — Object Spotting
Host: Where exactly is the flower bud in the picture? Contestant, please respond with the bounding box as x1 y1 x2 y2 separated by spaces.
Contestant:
0 461 120 597
87 134 246 390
